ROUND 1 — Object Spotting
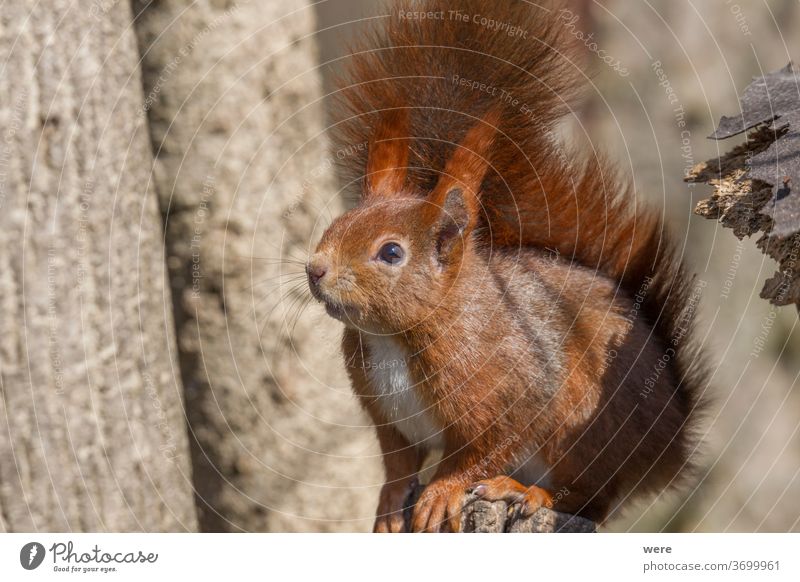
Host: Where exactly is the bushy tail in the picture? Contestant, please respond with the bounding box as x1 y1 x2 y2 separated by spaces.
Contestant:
332 0 706 418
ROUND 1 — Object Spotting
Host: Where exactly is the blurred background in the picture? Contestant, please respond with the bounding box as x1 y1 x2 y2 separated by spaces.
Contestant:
1 0 798 533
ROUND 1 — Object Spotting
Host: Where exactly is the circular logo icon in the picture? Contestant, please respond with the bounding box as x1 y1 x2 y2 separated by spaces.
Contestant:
20 542 46 570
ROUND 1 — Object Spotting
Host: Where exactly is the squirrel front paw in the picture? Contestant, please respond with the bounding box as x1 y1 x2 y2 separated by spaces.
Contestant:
411 477 466 533
374 477 419 533
469 475 553 517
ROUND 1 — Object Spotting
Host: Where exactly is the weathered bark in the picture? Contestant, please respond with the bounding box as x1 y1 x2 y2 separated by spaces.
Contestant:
688 126 800 307
464 501 596 533
0 1 198 531
688 64 800 308
132 0 381 531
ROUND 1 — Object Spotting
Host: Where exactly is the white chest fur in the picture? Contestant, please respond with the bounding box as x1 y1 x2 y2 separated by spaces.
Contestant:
363 335 444 450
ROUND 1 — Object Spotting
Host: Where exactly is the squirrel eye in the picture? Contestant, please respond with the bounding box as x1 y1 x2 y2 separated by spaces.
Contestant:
377 242 405 265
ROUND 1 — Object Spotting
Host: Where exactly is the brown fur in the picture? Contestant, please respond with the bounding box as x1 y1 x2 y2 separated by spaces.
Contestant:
310 0 707 532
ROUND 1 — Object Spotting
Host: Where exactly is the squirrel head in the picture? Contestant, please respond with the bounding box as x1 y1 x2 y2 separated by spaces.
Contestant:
307 109 498 332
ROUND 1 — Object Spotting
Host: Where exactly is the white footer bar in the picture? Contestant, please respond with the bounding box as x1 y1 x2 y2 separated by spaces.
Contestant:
1 533 797 581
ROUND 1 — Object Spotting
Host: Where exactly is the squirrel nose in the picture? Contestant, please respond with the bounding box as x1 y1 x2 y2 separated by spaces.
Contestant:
306 259 328 286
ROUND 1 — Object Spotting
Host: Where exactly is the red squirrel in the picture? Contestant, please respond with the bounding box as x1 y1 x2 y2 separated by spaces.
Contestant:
307 0 706 532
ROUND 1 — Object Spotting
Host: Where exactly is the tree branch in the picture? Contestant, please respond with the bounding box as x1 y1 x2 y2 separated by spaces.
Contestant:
402 484 596 533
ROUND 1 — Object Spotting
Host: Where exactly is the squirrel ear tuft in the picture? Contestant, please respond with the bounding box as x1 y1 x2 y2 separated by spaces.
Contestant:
431 109 499 202
365 108 409 200
427 110 499 261
427 109 499 229
434 187 472 261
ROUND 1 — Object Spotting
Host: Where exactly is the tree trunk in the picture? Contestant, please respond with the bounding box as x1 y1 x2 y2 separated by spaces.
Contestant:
132 0 382 531
0 0 198 531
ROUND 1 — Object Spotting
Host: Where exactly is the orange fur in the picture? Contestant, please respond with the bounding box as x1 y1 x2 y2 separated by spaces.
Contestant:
310 0 707 532
366 109 411 200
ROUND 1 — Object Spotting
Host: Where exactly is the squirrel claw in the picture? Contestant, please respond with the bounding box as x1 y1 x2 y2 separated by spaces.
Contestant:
411 479 465 533
469 476 553 518
469 484 488 497
374 477 420 533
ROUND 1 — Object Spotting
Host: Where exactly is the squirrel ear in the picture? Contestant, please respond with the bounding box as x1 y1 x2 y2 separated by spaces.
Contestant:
365 108 409 200
429 109 499 208
434 187 472 261
427 110 499 261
